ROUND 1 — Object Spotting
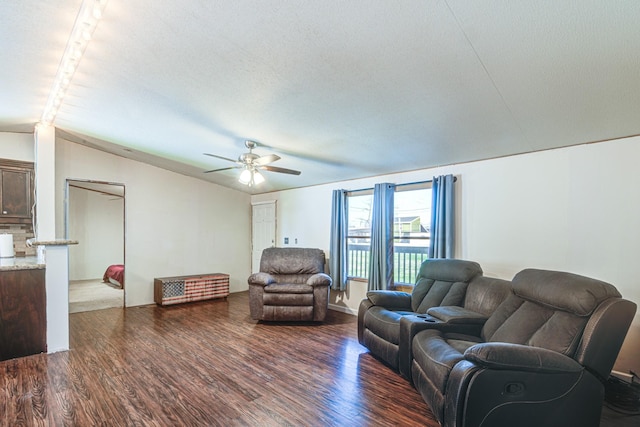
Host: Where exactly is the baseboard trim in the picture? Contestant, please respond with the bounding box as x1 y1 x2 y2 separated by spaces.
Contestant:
611 370 635 384
328 303 357 316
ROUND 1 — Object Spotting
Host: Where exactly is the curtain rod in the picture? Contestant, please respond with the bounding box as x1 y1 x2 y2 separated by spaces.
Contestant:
346 176 457 193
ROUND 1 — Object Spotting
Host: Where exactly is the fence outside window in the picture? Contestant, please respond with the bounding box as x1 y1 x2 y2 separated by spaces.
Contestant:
347 243 430 285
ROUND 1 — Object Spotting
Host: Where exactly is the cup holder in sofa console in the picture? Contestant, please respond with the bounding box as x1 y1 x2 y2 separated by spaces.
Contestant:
416 314 437 322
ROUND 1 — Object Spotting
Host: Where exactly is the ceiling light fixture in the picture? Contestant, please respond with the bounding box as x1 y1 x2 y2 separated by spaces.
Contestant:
40 0 109 126
238 167 265 187
253 170 265 185
238 168 252 185
204 139 301 186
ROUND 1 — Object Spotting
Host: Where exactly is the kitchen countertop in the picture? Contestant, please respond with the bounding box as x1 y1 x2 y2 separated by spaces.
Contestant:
28 239 79 247
0 256 45 271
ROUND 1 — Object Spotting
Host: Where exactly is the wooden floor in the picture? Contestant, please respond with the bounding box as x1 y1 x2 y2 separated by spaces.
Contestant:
1 292 439 426
1 291 635 426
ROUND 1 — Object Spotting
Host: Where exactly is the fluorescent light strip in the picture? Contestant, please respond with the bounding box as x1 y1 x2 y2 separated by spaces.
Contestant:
40 0 109 126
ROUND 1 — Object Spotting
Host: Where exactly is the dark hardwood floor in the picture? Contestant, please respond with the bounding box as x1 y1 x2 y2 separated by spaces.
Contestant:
1 292 438 426
1 291 636 426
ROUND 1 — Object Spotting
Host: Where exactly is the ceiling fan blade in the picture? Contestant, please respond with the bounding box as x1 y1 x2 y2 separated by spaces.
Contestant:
253 154 281 166
203 166 238 173
259 165 301 175
203 153 238 163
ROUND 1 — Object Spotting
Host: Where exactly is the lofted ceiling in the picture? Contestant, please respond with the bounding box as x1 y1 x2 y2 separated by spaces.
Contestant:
2 1 640 194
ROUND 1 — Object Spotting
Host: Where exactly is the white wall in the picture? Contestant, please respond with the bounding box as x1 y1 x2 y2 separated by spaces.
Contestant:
68 186 124 280
0 132 34 161
251 136 640 374
56 139 252 306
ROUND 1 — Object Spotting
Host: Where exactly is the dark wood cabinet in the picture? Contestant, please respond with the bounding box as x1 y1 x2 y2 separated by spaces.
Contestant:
0 268 47 361
0 159 34 224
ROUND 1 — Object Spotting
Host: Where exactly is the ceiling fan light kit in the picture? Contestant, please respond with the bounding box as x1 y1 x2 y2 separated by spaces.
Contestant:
239 168 265 186
204 140 301 186
239 169 252 184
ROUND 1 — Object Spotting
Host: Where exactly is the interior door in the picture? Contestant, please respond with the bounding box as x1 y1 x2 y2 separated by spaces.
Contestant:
252 201 276 273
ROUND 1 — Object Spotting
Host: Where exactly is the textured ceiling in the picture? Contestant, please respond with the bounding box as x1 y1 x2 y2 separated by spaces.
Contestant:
2 1 639 194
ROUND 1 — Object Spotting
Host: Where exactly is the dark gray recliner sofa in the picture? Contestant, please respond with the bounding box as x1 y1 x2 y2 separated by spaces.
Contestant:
248 247 332 321
411 268 637 427
357 259 484 371
397 274 511 381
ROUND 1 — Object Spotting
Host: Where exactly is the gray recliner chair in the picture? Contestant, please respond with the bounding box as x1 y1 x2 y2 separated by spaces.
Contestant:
357 259 484 371
411 268 637 427
248 247 332 321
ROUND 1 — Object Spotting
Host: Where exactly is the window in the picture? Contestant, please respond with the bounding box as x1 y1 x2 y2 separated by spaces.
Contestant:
346 191 373 280
346 182 432 285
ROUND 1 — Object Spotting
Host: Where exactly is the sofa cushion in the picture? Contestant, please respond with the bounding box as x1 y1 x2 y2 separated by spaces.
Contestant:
481 293 524 341
483 296 588 356
512 269 621 316
411 259 482 312
260 247 325 275
412 330 467 394
414 280 468 313
264 283 313 294
414 259 483 283
263 293 314 306
463 276 512 317
270 274 319 285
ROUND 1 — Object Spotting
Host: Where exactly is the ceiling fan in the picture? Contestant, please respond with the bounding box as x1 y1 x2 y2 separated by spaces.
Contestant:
203 140 301 186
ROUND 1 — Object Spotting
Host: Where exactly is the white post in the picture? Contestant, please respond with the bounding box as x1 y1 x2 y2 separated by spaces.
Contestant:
44 244 70 352
34 124 56 240
34 124 71 353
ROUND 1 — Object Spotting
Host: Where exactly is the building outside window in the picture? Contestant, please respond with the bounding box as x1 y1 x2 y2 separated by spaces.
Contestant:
346 182 432 286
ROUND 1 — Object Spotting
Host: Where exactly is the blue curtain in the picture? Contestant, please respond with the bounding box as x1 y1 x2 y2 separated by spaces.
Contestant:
329 189 348 291
368 183 395 291
429 174 455 259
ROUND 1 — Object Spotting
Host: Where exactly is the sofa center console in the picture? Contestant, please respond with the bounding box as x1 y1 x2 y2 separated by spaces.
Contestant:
414 314 438 323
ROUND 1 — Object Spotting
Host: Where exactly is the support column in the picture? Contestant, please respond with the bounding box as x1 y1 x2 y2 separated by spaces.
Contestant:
34 124 56 240
34 125 74 353
43 243 72 352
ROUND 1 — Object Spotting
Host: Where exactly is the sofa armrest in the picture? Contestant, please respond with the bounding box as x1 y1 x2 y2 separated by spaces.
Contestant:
398 315 444 381
427 306 488 325
357 298 374 345
366 290 412 310
248 272 276 287
464 342 583 373
307 273 332 287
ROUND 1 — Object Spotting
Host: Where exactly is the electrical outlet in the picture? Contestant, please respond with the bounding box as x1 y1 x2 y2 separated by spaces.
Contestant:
284 237 289 244
295 238 298 244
